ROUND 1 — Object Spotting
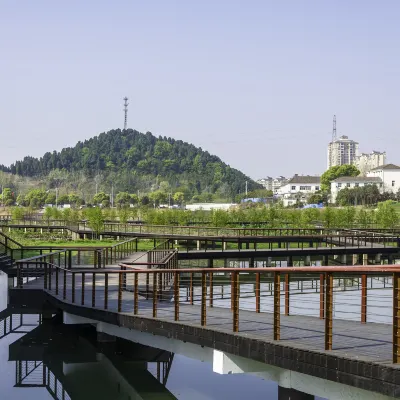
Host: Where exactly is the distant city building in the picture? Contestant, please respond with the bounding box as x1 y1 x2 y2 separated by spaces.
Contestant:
256 176 287 192
327 135 359 169
330 176 383 203
277 174 321 207
367 164 400 194
353 151 386 176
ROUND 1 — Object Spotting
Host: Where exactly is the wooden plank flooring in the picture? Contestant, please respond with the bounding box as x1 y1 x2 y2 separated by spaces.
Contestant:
20 273 397 367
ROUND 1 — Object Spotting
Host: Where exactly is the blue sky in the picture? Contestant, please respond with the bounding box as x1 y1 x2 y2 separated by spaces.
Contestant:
1 0 399 179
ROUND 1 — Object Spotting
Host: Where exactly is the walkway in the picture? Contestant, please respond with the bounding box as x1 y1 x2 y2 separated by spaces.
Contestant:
19 273 395 365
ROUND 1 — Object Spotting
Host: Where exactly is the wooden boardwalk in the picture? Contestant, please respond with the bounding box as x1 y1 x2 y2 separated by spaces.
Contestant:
20 273 396 366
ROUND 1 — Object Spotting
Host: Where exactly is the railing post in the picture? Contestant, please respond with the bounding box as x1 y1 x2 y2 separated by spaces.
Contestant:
81 272 85 305
63 269 66 300
233 271 239 332
118 273 122 312
285 273 290 316
153 273 158 318
72 272 75 304
134 272 138 314
273 272 281 341
319 274 325 319
255 272 260 313
174 272 180 321
190 272 194 305
104 273 108 310
209 272 213 307
92 272 96 307
44 263 48 289
201 271 207 326
361 274 367 323
393 272 400 363
55 267 59 295
325 272 333 350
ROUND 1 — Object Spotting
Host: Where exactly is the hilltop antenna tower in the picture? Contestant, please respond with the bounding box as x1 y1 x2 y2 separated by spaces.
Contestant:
329 115 337 168
123 97 129 130
332 115 337 142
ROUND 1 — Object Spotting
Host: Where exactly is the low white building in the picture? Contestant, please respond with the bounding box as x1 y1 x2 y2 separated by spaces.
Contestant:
330 176 383 203
367 164 400 194
185 203 236 211
277 175 321 207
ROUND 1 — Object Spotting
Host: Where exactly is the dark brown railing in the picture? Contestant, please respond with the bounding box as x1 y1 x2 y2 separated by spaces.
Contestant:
15 263 400 364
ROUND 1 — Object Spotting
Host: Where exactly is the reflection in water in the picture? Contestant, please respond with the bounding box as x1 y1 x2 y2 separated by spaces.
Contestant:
0 313 283 400
0 273 390 400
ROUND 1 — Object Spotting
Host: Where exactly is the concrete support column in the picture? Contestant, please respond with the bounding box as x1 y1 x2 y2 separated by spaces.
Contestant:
375 253 382 265
352 254 358 265
223 241 227 251
197 240 201 251
340 254 347 264
278 386 314 400
363 254 368 266
304 255 311 266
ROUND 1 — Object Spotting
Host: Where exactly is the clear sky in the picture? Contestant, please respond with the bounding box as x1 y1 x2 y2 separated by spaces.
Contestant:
1 0 399 179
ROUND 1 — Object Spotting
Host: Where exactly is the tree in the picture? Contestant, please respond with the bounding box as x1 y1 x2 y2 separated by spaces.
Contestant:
376 200 399 228
173 192 185 205
43 207 53 224
321 165 360 192
307 191 327 205
11 207 25 220
24 189 47 208
86 208 104 238
118 207 130 223
93 192 109 206
116 192 131 208
1 188 14 206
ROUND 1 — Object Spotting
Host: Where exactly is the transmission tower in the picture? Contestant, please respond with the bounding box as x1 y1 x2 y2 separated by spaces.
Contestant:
329 115 337 169
332 115 337 142
123 97 129 130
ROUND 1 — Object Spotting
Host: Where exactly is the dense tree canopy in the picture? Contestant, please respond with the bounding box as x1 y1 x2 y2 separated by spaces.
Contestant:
0 129 261 200
321 165 360 192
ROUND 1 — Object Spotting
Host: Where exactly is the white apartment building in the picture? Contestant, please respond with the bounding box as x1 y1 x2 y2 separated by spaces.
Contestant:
327 135 359 169
330 177 383 203
277 175 321 207
367 164 400 193
354 151 386 176
257 176 287 193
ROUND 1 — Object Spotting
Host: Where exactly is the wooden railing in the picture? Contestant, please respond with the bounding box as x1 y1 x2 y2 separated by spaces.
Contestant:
15 262 400 363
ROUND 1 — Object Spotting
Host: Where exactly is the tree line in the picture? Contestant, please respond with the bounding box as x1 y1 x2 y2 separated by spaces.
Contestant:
8 201 400 229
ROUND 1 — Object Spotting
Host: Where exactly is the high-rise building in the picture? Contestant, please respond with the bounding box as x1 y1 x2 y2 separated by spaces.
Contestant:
353 151 386 176
327 135 359 169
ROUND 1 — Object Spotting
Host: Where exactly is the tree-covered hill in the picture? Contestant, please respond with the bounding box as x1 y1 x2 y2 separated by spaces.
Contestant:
0 129 261 201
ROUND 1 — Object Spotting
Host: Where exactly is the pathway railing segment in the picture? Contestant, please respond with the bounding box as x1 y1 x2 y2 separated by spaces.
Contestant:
15 263 400 364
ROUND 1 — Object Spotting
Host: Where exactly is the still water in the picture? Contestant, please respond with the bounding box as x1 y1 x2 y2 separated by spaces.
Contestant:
0 272 389 400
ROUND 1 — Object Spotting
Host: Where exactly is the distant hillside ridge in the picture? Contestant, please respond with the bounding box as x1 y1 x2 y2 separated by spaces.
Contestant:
0 129 261 199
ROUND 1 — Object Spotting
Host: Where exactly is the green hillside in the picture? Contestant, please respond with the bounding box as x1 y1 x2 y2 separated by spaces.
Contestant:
0 129 260 201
